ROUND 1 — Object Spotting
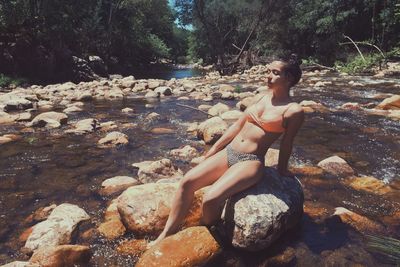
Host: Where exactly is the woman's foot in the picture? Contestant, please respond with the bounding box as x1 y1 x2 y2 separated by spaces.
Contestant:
146 232 167 249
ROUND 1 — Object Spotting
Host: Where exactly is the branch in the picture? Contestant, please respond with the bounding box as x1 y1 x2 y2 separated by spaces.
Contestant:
176 103 210 116
343 35 366 62
339 41 385 58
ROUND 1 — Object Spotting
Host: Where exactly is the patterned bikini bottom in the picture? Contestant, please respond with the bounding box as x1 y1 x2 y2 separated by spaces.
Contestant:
226 144 264 167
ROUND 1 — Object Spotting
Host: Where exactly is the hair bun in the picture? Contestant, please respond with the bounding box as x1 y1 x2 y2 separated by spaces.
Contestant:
289 54 302 66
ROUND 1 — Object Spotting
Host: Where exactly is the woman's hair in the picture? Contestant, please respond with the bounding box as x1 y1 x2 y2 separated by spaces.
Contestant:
280 53 302 86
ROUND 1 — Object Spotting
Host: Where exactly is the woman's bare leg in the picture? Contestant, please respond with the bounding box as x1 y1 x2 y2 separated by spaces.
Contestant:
152 149 229 244
201 160 264 225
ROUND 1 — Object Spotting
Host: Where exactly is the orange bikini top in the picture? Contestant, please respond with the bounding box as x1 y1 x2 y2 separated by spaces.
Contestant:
245 97 292 133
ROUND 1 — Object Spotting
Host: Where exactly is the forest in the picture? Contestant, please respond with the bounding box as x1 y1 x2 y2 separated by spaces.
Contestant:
0 0 399 83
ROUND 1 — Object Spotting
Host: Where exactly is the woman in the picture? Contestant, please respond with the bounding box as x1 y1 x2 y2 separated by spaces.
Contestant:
153 56 304 245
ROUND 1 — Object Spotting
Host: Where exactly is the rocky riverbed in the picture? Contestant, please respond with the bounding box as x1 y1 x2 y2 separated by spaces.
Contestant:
0 65 399 266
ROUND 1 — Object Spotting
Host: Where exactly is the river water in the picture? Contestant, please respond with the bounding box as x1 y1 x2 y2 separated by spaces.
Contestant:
0 71 399 266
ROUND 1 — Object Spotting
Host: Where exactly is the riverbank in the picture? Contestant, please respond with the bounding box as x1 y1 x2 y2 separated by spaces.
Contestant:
0 66 399 266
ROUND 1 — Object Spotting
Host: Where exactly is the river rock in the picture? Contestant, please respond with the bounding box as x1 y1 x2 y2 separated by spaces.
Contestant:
99 121 118 131
221 91 235 100
29 245 91 267
121 107 134 114
0 134 21 145
219 84 235 92
376 95 400 110
66 118 99 134
208 102 230 116
98 131 128 147
317 156 354 177
222 168 304 251
170 145 199 160
148 81 161 89
105 87 123 99
343 176 392 195
75 91 93 102
99 176 139 196
131 158 183 183
340 102 362 110
333 207 385 234
24 203 90 252
63 105 82 114
220 110 242 120
136 226 221 267
117 183 204 235
98 200 126 239
197 117 228 144
28 112 68 128
0 111 17 124
0 261 38 267
198 104 212 111
154 86 172 96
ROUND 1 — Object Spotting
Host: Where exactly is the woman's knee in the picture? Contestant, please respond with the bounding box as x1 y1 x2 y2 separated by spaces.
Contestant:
179 172 199 193
202 189 222 208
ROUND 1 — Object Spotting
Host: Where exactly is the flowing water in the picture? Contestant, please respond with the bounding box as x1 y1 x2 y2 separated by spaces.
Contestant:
0 73 399 266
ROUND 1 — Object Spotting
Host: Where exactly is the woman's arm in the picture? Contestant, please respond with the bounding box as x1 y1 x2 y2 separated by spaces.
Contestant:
204 114 247 158
278 105 304 176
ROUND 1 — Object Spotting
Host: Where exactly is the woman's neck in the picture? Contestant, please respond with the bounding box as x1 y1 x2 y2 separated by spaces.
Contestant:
271 89 290 104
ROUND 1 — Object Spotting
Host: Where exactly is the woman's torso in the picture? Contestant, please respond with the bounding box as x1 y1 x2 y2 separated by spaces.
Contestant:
230 93 293 157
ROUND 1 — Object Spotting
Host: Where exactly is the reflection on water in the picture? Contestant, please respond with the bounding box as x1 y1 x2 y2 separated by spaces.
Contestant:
0 74 399 266
133 66 204 80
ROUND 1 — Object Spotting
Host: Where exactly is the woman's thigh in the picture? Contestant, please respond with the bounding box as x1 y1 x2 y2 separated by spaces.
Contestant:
204 160 264 201
181 148 229 191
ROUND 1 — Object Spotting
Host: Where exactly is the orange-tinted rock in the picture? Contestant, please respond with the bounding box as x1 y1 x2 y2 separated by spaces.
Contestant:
29 245 91 267
344 176 392 195
116 239 147 256
98 219 126 240
304 202 330 221
381 210 400 227
150 127 175 134
19 227 33 243
333 207 386 234
376 95 400 110
291 166 324 177
24 204 57 225
136 226 221 267
117 183 204 235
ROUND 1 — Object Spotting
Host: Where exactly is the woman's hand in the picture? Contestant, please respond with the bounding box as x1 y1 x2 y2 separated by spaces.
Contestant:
203 146 218 159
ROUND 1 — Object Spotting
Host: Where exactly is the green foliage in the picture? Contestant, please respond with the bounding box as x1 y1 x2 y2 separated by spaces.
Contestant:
0 74 28 87
148 34 171 59
234 85 242 93
366 235 400 265
335 53 384 74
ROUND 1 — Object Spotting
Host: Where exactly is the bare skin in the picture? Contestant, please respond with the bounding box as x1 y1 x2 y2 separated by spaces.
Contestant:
151 61 305 245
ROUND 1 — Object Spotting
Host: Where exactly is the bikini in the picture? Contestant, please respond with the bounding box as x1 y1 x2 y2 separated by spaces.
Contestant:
226 95 292 167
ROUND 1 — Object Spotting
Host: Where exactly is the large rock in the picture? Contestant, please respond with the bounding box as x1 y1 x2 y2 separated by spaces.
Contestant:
98 131 128 147
343 176 393 195
99 176 139 196
136 226 221 267
29 112 68 128
220 110 243 120
117 183 204 235
131 158 183 183
208 102 230 116
24 204 90 252
376 95 400 110
0 93 33 111
197 117 228 144
317 155 354 177
222 168 304 251
29 245 91 267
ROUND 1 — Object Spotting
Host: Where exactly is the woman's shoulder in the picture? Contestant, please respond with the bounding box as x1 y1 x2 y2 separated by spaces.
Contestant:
285 102 304 117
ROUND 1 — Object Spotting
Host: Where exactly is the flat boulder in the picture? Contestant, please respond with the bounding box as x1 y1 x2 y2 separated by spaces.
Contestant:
136 226 221 267
197 117 228 144
99 176 139 196
317 155 354 177
29 245 91 267
220 110 242 120
66 118 99 134
333 207 385 234
117 183 204 235
208 102 230 116
0 93 33 111
343 176 393 195
154 86 172 96
29 112 68 128
24 204 90 252
131 158 183 183
222 168 303 251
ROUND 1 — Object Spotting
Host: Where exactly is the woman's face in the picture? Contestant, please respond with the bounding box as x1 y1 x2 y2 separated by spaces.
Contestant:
266 61 291 90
